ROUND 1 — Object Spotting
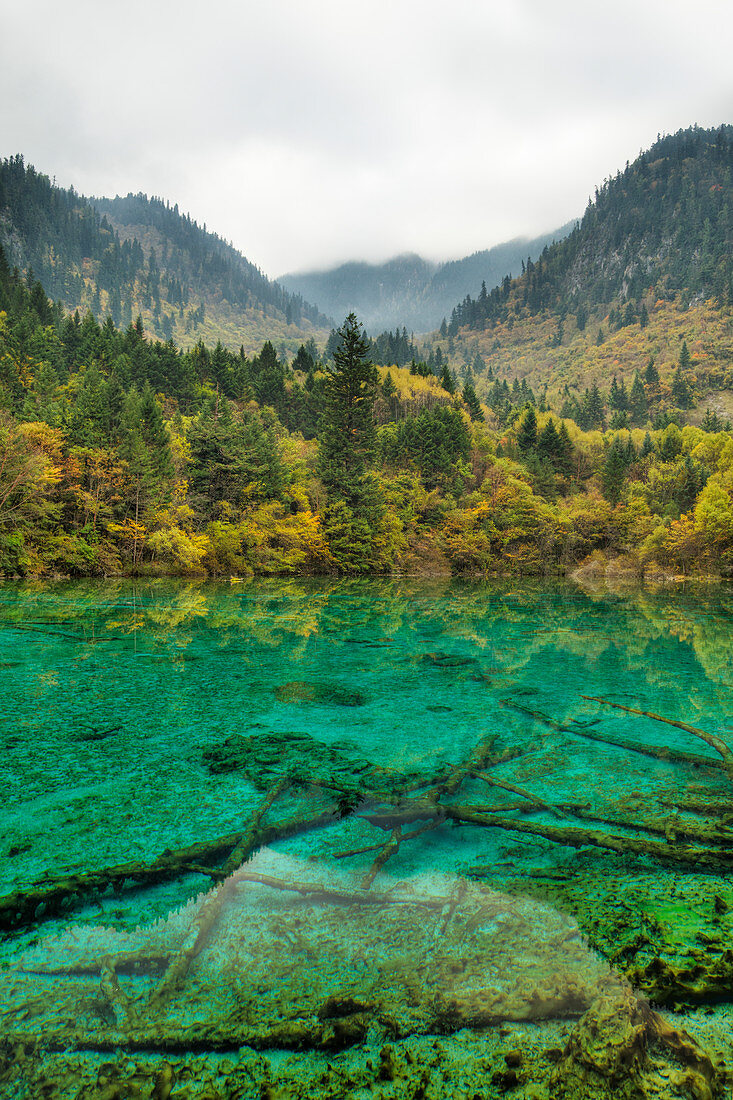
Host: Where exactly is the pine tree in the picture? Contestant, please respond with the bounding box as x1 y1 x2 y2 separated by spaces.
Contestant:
461 380 484 421
583 382 606 430
516 406 538 453
537 418 562 467
644 357 660 388
630 371 648 426
318 314 381 570
439 363 456 395
608 376 622 410
602 438 628 504
671 366 691 409
381 371 398 420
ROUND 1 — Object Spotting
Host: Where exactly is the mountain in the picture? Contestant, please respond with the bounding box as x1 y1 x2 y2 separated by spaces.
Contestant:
279 225 575 334
0 156 330 354
423 125 732 413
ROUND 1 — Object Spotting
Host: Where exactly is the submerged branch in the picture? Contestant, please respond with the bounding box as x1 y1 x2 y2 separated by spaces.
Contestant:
361 825 402 890
580 695 733 780
445 806 733 870
505 699 724 771
0 806 336 934
149 779 290 1008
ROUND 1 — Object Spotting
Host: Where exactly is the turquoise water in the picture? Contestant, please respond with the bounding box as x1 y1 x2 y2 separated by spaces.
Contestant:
1 577 732 1096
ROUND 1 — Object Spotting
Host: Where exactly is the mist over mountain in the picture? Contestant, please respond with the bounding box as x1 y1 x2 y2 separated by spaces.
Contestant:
428 124 732 419
279 225 576 333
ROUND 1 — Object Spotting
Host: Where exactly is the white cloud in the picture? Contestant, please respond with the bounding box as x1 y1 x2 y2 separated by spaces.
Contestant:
1 0 731 275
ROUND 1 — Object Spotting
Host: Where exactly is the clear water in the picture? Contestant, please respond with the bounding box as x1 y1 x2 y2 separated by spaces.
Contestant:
1 577 732 1095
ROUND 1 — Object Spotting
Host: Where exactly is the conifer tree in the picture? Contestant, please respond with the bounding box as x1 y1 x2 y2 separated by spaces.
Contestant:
319 314 377 499
537 418 562 467
630 371 648 426
603 438 628 504
461 381 484 421
318 314 381 570
517 406 538 453
671 366 692 409
439 362 456 395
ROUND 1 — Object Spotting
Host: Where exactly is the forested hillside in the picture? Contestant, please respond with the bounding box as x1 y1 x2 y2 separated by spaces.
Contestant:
425 126 732 412
0 156 329 354
2 243 732 582
280 225 573 333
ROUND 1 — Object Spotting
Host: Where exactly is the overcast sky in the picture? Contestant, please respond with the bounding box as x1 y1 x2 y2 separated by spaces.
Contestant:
2 0 731 277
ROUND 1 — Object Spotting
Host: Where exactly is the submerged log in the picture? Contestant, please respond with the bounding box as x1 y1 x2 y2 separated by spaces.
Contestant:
581 695 733 781
149 779 290 1008
0 806 336 934
504 699 724 771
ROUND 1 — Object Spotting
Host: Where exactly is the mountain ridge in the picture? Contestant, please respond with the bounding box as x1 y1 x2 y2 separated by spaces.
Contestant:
0 157 331 354
280 224 576 333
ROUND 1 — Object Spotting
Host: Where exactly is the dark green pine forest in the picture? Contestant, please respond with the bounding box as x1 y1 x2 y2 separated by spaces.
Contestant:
0 156 330 352
0 126 732 579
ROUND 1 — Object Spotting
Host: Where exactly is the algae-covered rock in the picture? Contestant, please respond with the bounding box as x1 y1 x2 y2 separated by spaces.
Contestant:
492 865 733 1009
274 680 366 706
549 989 648 1098
628 950 733 1007
317 994 374 1020
203 729 380 791
549 990 722 1100
418 651 480 669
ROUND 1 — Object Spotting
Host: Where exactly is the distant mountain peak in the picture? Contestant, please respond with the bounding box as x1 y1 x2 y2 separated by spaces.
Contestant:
279 226 576 333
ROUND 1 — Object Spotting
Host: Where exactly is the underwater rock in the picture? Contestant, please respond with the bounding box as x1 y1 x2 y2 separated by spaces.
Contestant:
203 729 379 791
628 950 733 1006
418 651 480 669
7 843 31 858
75 726 123 742
151 1061 174 1100
549 989 647 1098
319 1013 370 1051
318 994 374 1020
377 1044 396 1081
549 989 721 1100
274 680 366 706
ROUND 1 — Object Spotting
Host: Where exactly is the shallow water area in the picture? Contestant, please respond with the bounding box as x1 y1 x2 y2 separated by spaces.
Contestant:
1 576 732 1098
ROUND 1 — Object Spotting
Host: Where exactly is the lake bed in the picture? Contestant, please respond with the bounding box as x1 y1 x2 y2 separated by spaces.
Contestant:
1 577 731 1098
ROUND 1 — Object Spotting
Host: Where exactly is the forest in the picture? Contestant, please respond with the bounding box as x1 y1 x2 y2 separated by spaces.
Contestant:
0 155 329 351
1 239 732 581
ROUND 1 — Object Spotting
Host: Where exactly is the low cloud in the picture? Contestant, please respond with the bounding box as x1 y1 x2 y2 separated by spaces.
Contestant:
2 0 731 275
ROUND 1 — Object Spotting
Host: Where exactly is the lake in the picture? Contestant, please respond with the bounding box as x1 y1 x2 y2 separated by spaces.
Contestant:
1 577 731 1097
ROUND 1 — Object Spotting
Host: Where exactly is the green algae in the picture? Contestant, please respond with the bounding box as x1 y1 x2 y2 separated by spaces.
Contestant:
1 576 732 1097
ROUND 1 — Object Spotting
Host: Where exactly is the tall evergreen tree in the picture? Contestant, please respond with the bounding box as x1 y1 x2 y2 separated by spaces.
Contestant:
630 371 648 426
461 380 484 421
603 438 628 504
516 406 538 453
318 314 381 570
671 366 692 409
439 362 456 395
